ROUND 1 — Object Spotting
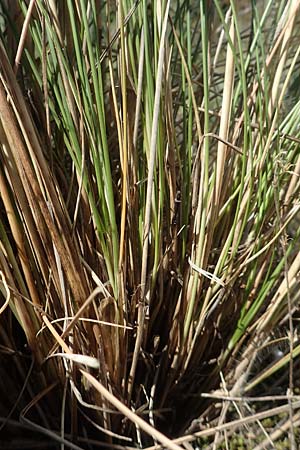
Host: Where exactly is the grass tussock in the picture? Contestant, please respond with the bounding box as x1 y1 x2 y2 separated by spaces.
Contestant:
0 0 300 448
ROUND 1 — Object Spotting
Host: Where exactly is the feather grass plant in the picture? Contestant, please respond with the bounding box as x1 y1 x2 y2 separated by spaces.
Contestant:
0 0 300 448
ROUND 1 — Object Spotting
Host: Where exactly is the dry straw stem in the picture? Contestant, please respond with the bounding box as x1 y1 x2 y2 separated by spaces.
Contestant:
0 40 89 306
0 270 10 315
253 410 300 450
268 0 299 119
13 0 36 73
118 0 128 272
215 17 235 208
47 285 109 356
144 401 300 450
81 370 183 450
201 392 300 402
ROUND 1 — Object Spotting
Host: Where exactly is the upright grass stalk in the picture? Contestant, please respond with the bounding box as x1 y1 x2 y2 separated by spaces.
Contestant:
128 0 171 401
